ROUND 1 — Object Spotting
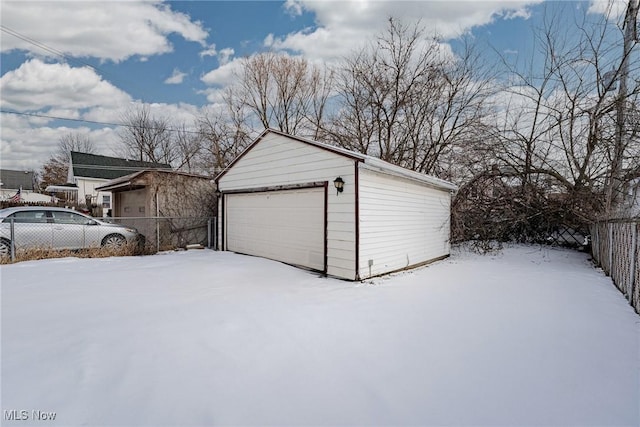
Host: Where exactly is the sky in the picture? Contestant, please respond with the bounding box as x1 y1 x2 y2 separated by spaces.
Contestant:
0 0 631 175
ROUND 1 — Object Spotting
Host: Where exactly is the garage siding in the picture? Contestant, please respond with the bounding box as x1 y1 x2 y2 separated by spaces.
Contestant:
218 133 357 280
358 167 451 279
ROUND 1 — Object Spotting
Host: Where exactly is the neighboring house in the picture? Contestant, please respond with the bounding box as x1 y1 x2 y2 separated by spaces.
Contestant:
96 170 215 248
66 152 171 212
215 129 457 281
0 169 52 203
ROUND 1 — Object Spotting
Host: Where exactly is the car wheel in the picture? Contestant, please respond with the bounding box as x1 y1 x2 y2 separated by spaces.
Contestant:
101 234 126 250
0 239 11 258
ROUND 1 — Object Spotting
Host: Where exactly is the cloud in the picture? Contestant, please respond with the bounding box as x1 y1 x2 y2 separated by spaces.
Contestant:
284 0 304 17
165 69 188 85
121 102 201 126
588 0 629 18
201 58 243 87
200 43 218 58
200 57 246 103
218 48 235 66
0 1 208 62
0 59 132 112
269 0 543 62
264 33 275 48
0 114 121 171
1 100 205 171
0 60 205 171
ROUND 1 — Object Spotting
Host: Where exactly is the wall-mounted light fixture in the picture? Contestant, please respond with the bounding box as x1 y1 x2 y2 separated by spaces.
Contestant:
333 176 345 195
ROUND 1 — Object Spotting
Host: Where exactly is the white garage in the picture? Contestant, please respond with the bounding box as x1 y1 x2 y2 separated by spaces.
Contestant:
216 129 457 281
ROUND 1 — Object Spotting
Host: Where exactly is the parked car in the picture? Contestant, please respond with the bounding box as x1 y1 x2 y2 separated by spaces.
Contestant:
0 207 143 257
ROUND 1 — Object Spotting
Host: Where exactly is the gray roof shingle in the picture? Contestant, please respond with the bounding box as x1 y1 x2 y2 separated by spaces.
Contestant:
70 152 172 180
0 169 35 190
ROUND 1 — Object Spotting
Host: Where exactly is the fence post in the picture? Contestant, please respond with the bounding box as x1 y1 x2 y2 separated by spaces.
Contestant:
10 218 15 262
207 218 212 249
631 224 637 308
608 222 614 276
592 222 598 263
156 218 160 253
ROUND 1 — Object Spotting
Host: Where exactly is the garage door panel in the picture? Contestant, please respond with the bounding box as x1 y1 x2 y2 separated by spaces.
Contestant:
226 188 325 271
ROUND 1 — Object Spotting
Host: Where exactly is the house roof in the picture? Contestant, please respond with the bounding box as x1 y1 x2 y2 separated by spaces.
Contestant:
216 128 457 191
96 169 213 192
70 152 172 180
0 169 35 191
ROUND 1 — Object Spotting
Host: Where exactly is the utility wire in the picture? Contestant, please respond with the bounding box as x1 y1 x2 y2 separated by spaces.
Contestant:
0 25 148 104
1 25 73 62
0 25 203 135
0 109 201 135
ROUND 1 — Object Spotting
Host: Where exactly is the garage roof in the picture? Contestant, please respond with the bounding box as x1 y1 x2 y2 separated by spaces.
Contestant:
217 129 457 192
96 169 212 192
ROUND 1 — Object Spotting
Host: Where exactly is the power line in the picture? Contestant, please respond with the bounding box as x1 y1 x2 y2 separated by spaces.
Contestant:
0 25 148 104
0 109 201 135
0 25 205 136
1 25 73 62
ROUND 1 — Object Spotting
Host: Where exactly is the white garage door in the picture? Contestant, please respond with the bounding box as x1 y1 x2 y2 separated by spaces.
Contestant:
225 187 325 271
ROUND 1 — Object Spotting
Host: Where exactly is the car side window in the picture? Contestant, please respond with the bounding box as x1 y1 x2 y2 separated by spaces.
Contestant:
51 211 90 225
6 211 49 223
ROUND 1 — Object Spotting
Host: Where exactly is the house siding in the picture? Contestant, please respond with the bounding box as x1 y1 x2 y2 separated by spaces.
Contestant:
74 177 112 209
358 167 452 279
218 132 357 280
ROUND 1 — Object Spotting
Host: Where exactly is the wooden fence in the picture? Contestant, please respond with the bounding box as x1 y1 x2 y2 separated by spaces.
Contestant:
590 219 640 314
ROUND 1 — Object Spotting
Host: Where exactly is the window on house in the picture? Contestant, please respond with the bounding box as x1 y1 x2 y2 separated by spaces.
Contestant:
102 195 111 208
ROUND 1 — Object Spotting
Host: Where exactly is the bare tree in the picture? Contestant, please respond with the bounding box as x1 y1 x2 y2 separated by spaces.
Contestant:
453 0 640 243
117 103 210 172
117 104 175 165
327 18 494 178
196 98 252 176
172 124 205 174
39 132 95 190
232 52 333 137
487 1 639 217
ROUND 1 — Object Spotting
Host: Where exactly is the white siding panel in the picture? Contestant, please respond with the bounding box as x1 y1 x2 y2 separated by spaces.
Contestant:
358 167 451 279
219 133 357 280
226 188 324 271
220 133 354 191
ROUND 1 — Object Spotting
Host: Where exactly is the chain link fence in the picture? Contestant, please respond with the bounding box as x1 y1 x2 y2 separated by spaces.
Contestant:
1 214 216 263
105 217 216 253
590 219 640 314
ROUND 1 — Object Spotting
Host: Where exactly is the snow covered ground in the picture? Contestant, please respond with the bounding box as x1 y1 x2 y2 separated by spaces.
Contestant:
2 245 639 426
